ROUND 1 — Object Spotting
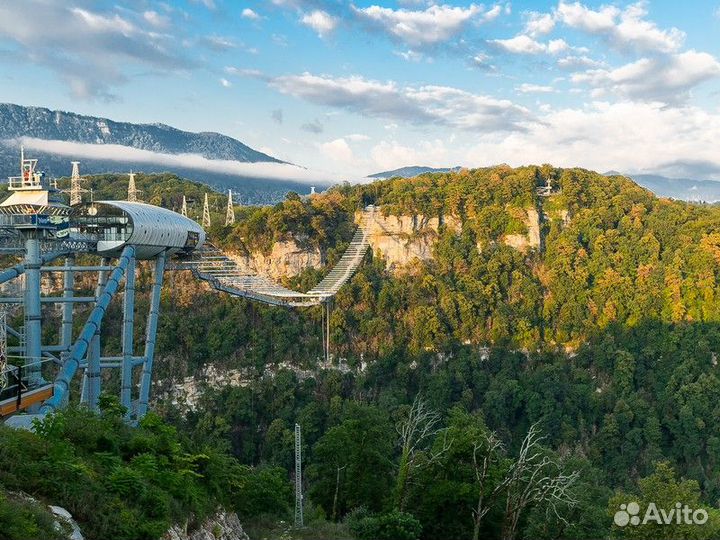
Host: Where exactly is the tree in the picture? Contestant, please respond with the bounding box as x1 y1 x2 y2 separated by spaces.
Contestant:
393 396 449 511
500 423 579 540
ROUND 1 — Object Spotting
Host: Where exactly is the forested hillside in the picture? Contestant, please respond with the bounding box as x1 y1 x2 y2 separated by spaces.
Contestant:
5 165 720 540
152 166 720 539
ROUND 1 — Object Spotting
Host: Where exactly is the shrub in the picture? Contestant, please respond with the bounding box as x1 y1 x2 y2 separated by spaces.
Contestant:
349 510 422 540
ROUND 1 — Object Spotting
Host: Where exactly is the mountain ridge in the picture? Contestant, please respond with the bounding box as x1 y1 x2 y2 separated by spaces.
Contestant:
370 164 720 202
0 103 329 204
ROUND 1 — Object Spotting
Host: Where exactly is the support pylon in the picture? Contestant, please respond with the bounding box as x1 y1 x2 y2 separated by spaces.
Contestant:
66 161 87 206
127 172 141 202
202 193 211 228
295 423 304 527
225 190 235 226
181 195 188 217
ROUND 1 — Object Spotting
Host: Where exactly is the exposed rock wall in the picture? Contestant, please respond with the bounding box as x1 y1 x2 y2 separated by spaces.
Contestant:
164 511 249 540
502 208 541 253
226 239 322 280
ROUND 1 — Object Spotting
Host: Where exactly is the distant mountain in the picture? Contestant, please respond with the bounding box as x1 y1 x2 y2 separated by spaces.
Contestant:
623 173 720 203
0 103 328 204
368 165 463 179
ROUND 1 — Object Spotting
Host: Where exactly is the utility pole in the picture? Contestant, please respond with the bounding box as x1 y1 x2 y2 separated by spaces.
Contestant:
181 195 188 217
225 189 235 226
295 423 304 527
202 193 211 228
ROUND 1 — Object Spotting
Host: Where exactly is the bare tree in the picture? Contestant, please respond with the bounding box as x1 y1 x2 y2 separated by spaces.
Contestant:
500 423 579 540
472 431 505 540
393 395 451 510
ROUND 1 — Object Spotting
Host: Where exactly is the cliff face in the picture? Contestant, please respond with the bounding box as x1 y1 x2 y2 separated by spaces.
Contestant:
364 207 543 270
225 206 549 278
164 511 249 540
226 239 323 280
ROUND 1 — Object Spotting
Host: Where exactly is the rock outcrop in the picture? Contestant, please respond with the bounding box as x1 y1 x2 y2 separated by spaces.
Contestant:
164 511 249 540
226 239 322 280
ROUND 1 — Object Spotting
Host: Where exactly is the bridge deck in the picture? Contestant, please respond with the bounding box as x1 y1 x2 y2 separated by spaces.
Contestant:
176 209 373 307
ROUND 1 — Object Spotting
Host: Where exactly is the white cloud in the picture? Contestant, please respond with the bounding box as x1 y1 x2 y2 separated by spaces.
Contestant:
143 10 169 29
352 3 492 47
491 35 569 55
220 78 232 88
241 8 260 20
249 71 532 132
12 137 340 184
516 83 555 93
524 11 555 37
557 55 605 70
463 101 720 180
0 2 191 99
556 1 685 53
572 50 720 103
395 49 424 62
490 34 547 54
370 139 450 171
319 138 355 163
204 35 237 50
300 10 338 38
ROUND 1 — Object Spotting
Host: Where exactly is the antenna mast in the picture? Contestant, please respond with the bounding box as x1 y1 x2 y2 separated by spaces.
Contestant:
225 190 235 226
202 193 211 228
295 423 304 527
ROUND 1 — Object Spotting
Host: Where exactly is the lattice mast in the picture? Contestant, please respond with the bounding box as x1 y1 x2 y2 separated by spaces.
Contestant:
69 162 87 205
225 190 235 226
202 193 211 228
181 195 188 217
127 172 141 202
295 423 304 527
0 306 6 390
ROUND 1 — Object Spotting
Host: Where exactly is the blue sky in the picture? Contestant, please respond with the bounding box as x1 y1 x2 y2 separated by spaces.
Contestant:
2 0 720 180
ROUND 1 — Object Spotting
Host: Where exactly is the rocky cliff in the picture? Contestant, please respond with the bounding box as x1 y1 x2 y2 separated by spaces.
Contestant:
226 239 323 280
164 511 250 540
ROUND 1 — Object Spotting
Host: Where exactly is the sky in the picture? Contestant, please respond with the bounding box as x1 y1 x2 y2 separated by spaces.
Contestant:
1 0 720 182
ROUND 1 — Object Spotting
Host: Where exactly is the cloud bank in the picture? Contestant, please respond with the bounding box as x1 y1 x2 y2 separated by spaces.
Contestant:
11 138 343 184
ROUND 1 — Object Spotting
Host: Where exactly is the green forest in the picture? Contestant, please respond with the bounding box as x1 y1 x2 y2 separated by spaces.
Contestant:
3 166 720 540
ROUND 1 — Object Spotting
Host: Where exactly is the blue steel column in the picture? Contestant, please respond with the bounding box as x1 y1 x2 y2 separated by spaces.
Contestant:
121 255 136 419
85 258 108 411
41 247 134 413
137 252 166 419
23 234 42 387
60 256 75 356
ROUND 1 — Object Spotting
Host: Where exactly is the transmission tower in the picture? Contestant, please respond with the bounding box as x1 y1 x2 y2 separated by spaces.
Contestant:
68 162 88 205
202 193 211 228
225 190 235 226
0 306 6 390
295 423 304 527
127 172 142 202
181 195 188 217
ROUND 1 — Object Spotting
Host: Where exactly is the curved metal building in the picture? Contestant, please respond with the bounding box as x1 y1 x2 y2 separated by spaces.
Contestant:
71 201 205 259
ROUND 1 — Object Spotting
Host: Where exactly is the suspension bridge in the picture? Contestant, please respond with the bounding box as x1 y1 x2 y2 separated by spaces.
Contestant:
0 150 373 427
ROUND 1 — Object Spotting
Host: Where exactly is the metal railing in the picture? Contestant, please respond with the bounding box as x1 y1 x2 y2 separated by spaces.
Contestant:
174 208 374 307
